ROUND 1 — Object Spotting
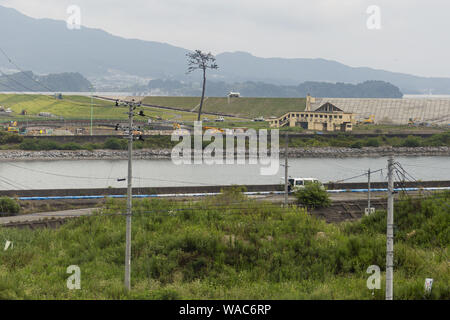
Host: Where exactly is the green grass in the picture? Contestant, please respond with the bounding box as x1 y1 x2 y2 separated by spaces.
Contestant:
0 131 449 151
142 96 306 118
0 94 227 122
0 189 448 300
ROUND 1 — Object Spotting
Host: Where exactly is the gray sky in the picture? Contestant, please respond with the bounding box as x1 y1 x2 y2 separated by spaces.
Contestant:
2 0 449 77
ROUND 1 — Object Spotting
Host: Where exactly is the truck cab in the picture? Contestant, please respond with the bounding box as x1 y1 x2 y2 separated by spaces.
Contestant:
288 178 322 192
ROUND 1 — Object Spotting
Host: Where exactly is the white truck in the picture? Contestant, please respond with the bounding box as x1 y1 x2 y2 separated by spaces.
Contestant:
288 178 322 192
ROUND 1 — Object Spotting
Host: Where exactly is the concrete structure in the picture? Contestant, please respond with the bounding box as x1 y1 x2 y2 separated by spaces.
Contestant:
268 101 356 132
310 97 450 126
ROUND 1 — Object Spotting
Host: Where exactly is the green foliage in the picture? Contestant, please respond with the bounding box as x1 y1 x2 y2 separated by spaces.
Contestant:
294 182 331 208
427 131 450 146
0 132 23 144
365 137 380 147
402 136 422 147
0 193 448 300
19 139 60 150
344 192 450 248
61 142 83 150
103 137 127 150
0 197 20 215
350 141 363 149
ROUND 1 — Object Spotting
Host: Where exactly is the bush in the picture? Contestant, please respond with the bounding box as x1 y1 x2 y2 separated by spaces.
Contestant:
20 139 60 150
0 197 20 215
365 137 380 147
350 141 363 149
402 136 421 147
103 137 127 150
61 142 82 150
0 132 23 144
294 182 331 208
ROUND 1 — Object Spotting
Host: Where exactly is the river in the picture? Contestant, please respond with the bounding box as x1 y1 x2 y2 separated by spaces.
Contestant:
0 156 448 190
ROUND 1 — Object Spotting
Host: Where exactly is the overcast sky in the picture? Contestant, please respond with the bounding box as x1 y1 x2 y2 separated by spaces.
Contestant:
2 0 449 78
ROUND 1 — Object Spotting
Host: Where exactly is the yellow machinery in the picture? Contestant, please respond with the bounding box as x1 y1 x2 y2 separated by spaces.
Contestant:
358 115 375 125
203 126 224 134
408 118 419 126
173 123 181 130
7 121 19 133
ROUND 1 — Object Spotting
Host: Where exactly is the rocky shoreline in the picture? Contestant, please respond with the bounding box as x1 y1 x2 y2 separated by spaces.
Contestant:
0 146 448 161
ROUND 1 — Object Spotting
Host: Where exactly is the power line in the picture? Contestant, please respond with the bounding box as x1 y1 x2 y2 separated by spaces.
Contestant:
0 69 37 92
0 47 55 92
334 168 384 183
0 79 23 92
3 162 218 186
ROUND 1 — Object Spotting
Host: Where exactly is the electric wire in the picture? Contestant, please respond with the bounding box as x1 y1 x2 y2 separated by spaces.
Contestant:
0 46 55 92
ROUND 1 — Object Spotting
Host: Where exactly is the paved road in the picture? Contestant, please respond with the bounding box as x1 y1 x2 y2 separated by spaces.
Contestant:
0 208 98 225
252 190 424 203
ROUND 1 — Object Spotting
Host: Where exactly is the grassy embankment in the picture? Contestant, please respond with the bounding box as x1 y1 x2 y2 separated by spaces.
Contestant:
142 96 307 119
1 131 449 151
1 94 449 132
0 189 448 299
0 94 218 122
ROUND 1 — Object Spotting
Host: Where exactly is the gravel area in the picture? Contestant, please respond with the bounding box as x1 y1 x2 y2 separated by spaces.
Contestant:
0 146 448 161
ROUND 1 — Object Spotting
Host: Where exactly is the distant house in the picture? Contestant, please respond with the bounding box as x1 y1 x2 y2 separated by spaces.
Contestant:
268 100 356 132
228 92 240 98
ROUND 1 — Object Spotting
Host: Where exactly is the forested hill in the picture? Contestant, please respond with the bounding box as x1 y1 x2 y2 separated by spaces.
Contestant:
0 71 93 92
144 79 403 98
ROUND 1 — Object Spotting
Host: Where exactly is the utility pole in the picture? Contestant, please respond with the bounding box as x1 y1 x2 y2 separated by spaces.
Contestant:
90 86 94 136
113 99 145 291
284 132 289 207
386 156 394 300
367 168 371 215
124 101 134 291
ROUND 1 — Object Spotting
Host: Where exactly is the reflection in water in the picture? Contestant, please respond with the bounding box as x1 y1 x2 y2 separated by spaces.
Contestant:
0 156 448 190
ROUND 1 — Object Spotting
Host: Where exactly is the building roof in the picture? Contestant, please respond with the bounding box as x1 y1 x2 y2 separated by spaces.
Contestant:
314 102 344 113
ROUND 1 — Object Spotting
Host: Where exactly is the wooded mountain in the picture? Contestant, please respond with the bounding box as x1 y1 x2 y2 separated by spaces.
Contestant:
0 71 93 92
145 79 403 98
1 5 449 94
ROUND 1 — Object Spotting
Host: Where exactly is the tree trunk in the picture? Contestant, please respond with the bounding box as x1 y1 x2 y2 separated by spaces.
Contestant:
198 68 206 121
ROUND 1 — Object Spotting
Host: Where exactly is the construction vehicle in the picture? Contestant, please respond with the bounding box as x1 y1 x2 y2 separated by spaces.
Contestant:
203 126 225 134
6 121 19 133
172 123 182 130
358 115 375 125
408 118 420 126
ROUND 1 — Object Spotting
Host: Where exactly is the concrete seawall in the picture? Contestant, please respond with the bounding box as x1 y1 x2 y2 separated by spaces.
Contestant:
1 181 449 198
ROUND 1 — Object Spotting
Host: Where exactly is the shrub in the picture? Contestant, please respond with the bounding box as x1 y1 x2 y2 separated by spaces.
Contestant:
84 143 101 151
103 137 127 150
0 197 20 215
365 137 380 147
402 136 421 147
0 132 23 144
20 139 59 150
61 142 82 150
427 132 450 146
19 139 39 150
295 182 331 208
350 141 363 149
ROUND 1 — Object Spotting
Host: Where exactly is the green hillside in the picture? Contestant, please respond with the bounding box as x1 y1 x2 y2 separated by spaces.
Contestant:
142 96 306 118
0 94 211 122
0 190 448 299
